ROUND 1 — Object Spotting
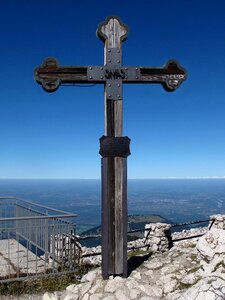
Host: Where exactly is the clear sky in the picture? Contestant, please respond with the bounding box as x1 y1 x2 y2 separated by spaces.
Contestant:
0 0 225 179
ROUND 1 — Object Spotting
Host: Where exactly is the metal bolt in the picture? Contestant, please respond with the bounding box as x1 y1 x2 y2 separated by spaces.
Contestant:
100 76 103 79
108 83 111 87
109 94 111 97
125 76 128 79
125 67 128 70
118 84 120 87
108 60 111 63
117 95 120 98
117 60 120 63
90 67 92 70
117 50 120 53
136 76 138 79
108 49 111 52
89 76 92 79
136 67 138 70
101 67 103 70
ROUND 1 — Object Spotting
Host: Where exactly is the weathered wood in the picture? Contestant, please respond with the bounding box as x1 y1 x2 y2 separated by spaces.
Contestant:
102 157 115 278
114 157 127 276
97 16 128 48
35 62 186 93
114 100 123 136
138 62 186 91
102 97 127 278
35 58 88 92
34 15 187 280
100 16 128 279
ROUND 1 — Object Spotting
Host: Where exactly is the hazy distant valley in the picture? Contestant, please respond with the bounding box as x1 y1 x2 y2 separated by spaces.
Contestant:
0 179 225 234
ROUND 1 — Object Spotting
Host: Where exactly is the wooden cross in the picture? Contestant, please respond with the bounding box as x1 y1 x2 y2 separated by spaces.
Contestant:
34 16 187 279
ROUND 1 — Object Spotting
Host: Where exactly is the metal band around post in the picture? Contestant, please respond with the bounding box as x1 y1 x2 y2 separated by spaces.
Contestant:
99 136 131 158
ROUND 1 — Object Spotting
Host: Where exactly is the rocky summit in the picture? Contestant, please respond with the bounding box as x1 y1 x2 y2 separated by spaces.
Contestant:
2 215 225 300
42 215 225 300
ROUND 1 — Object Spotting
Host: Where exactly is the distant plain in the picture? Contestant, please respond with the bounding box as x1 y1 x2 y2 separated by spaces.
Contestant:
0 179 224 233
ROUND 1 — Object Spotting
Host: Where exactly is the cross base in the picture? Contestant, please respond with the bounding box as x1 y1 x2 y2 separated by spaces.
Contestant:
100 136 130 279
101 156 128 279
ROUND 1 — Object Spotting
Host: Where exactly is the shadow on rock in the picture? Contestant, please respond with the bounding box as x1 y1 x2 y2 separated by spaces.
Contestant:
127 253 152 276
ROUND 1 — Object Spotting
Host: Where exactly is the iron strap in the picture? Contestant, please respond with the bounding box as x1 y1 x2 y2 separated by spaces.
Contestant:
99 135 131 158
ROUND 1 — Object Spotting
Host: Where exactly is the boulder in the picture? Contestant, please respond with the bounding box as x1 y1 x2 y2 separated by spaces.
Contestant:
197 228 225 262
179 277 225 300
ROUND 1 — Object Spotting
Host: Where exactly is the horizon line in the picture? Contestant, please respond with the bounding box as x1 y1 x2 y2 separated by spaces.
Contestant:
0 177 225 180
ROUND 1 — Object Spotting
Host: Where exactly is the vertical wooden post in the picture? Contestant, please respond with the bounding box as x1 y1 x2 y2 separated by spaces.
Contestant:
101 101 128 278
100 17 128 279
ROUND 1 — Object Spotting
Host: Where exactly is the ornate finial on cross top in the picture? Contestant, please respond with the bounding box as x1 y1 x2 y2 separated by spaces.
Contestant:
34 16 187 280
97 16 129 48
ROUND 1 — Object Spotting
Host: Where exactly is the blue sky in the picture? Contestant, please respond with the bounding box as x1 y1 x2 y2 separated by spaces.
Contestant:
0 0 225 179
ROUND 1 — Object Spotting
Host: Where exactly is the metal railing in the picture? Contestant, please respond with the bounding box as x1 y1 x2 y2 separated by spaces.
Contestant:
79 218 212 256
0 197 78 282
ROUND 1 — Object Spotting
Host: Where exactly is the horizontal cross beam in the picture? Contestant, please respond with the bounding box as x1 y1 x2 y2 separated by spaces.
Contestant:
35 58 186 93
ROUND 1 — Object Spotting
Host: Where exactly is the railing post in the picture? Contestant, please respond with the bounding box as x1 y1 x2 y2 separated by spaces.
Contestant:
209 214 225 230
44 218 49 264
0 196 77 281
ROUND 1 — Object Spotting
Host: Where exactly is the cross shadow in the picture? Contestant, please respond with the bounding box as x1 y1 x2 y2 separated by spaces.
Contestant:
127 252 152 276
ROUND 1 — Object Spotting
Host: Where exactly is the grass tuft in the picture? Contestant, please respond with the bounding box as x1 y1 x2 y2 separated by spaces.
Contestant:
0 265 93 296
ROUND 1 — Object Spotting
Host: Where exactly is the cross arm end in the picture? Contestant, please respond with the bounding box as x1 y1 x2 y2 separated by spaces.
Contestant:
96 15 129 48
34 58 90 92
139 60 187 92
34 58 61 92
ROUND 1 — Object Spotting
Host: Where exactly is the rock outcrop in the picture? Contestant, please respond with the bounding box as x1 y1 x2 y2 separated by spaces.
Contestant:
81 222 173 265
42 214 225 300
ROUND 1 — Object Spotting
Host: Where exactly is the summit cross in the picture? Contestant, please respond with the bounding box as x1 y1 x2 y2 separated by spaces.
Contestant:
35 16 187 279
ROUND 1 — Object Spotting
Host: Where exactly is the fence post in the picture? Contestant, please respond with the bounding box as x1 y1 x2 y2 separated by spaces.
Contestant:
44 218 49 263
209 214 225 230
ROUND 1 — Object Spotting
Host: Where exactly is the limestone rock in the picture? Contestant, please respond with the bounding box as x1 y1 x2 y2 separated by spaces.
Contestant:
163 279 178 294
210 214 225 230
89 294 104 300
140 296 156 300
180 272 201 286
132 271 142 280
115 288 130 300
38 217 225 300
102 296 116 300
144 269 153 276
179 277 225 300
63 293 79 300
81 294 89 300
140 284 156 296
200 256 224 275
81 268 100 283
89 279 105 294
197 228 225 261
129 288 142 299
80 282 92 296
104 276 126 293
125 278 141 290
43 293 59 300
151 285 163 297
66 284 80 293
144 260 163 269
